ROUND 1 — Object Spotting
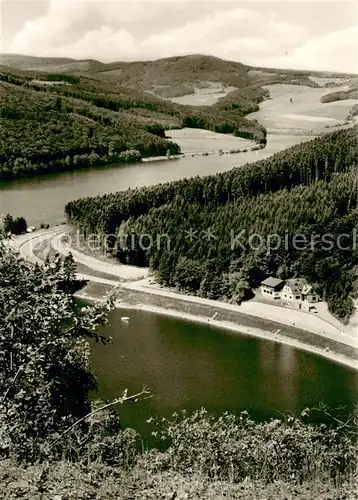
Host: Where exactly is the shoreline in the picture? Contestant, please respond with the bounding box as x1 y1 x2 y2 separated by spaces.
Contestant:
76 286 358 371
17 227 357 371
141 142 263 163
117 303 358 370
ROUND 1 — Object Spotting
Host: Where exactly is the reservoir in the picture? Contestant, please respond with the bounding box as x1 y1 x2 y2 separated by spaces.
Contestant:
0 133 313 226
91 308 358 444
1 85 355 443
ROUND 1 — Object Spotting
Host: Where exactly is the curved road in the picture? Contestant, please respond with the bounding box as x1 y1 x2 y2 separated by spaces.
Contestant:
13 226 358 355
12 226 147 281
50 231 148 281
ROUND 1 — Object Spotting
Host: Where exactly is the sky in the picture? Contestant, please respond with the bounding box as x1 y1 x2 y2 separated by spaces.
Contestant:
1 0 358 73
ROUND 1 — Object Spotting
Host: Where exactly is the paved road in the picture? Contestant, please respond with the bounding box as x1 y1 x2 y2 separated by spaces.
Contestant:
13 226 358 351
14 226 147 281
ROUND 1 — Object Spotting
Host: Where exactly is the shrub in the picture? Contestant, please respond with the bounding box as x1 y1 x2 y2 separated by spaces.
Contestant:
148 408 358 484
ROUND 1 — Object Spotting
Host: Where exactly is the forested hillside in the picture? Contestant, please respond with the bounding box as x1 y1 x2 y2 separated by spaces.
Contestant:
66 126 358 320
320 77 358 103
321 88 358 103
0 79 180 179
0 60 267 179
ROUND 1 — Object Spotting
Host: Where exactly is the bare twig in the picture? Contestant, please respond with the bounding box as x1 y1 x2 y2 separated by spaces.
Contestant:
1 366 23 403
51 387 151 446
1 344 44 404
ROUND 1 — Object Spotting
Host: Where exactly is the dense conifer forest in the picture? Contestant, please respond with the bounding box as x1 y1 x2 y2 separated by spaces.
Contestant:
66 126 358 320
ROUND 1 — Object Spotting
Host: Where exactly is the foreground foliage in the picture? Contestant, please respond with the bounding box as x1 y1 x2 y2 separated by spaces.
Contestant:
0 242 114 460
0 407 357 499
0 462 357 500
0 241 357 498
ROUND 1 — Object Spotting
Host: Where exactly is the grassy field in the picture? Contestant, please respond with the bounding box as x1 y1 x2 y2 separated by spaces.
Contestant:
167 127 255 154
247 83 355 132
168 82 237 106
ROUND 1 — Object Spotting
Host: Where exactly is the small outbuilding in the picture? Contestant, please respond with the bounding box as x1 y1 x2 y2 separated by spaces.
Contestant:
260 277 285 299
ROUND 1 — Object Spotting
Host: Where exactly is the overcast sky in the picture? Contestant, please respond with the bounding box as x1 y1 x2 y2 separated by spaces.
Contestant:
1 0 357 72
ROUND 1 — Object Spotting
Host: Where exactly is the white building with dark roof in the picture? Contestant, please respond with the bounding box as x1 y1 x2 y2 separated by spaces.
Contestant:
282 278 319 306
260 276 320 309
260 277 285 299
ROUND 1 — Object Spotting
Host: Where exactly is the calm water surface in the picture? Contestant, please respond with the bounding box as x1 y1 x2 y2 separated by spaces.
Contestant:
91 308 357 444
0 134 312 226
2 127 355 444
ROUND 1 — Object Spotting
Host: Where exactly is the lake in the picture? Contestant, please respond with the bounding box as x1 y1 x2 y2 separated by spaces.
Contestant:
1 82 351 226
2 116 355 446
91 308 358 445
0 133 313 226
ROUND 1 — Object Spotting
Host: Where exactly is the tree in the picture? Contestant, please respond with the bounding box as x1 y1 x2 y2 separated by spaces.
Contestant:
2 213 14 234
232 278 254 304
1 214 27 235
12 216 27 235
0 240 114 460
173 257 202 291
60 252 78 293
54 96 62 112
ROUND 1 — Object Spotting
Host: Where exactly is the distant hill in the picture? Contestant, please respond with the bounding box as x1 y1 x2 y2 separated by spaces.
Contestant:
0 54 279 122
3 53 356 101
0 59 266 180
0 54 105 73
89 54 250 92
0 53 324 121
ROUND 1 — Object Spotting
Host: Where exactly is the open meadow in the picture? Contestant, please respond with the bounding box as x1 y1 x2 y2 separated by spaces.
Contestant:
168 82 237 106
247 83 356 132
167 127 255 154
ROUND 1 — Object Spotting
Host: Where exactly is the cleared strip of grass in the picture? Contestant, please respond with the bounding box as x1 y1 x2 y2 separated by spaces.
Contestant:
75 281 117 301
32 239 122 282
